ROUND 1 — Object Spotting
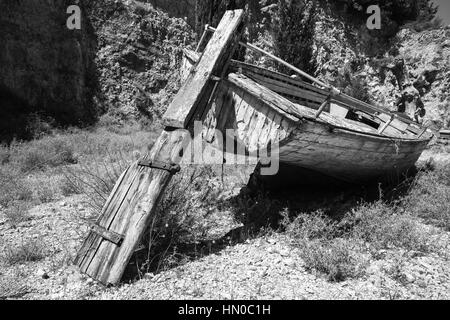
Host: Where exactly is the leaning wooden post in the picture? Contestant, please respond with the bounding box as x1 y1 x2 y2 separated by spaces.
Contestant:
74 10 245 285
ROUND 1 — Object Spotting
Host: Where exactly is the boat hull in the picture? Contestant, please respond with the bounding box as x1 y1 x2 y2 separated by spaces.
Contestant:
200 76 430 184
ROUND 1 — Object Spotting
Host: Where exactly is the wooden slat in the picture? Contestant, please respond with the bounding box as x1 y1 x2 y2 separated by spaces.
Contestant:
226 73 302 124
76 128 191 285
231 61 326 95
163 10 244 128
243 70 326 104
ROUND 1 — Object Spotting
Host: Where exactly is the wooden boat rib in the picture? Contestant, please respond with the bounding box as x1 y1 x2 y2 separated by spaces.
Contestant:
180 43 433 184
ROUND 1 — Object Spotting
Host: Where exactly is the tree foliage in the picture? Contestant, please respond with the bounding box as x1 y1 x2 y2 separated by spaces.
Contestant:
273 0 318 75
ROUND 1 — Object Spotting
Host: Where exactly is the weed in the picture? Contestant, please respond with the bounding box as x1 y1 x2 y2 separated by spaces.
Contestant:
300 238 366 282
345 201 432 253
0 169 32 207
3 201 31 227
10 136 77 172
404 165 450 231
2 239 46 266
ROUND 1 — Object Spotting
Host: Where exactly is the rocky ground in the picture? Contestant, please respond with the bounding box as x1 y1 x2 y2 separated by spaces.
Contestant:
1 150 449 301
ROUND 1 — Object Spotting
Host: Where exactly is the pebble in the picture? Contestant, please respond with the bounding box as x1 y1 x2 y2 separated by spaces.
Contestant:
404 273 415 283
284 258 296 268
36 268 49 279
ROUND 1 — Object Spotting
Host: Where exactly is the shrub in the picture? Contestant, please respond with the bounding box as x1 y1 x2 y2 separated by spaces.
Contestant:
3 201 31 227
300 238 366 282
0 170 32 207
10 136 77 172
2 239 46 266
403 166 450 231
333 62 371 103
61 151 132 214
58 177 80 197
137 166 224 274
283 211 337 241
283 211 366 281
273 0 318 75
35 183 55 204
347 202 432 253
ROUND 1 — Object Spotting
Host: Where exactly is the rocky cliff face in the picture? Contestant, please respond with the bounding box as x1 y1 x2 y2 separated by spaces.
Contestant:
314 5 450 129
396 28 450 128
0 0 97 140
0 0 194 140
89 0 194 121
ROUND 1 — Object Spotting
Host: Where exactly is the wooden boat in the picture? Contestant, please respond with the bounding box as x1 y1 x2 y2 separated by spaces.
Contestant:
75 11 434 285
179 43 433 184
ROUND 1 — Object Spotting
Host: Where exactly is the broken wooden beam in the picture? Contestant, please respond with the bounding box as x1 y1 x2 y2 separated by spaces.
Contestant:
163 10 245 129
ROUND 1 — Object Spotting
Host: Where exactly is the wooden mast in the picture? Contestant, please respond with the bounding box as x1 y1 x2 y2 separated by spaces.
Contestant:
75 10 245 285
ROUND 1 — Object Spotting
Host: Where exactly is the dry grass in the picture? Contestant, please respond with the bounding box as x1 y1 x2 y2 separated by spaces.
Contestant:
282 211 367 281
281 164 449 281
1 239 46 266
137 166 225 275
3 201 31 227
0 169 32 208
8 136 77 172
347 202 433 253
403 164 450 231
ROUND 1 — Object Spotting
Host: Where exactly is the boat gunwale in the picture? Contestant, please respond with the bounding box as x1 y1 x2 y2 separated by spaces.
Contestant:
224 72 432 145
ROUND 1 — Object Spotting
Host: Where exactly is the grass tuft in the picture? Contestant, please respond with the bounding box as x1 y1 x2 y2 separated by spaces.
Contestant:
2 239 46 266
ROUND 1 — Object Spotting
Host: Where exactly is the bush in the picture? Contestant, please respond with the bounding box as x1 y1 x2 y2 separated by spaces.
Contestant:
283 211 337 241
273 0 317 75
300 238 366 282
10 136 77 172
35 183 56 204
404 166 450 231
61 151 133 214
0 170 32 207
3 201 31 227
333 61 372 103
347 202 432 253
283 211 366 281
2 239 46 266
137 166 225 274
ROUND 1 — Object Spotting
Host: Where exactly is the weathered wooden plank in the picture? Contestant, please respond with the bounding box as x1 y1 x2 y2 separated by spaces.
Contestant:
163 10 244 128
231 60 326 95
226 73 302 123
243 71 326 104
77 128 191 285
